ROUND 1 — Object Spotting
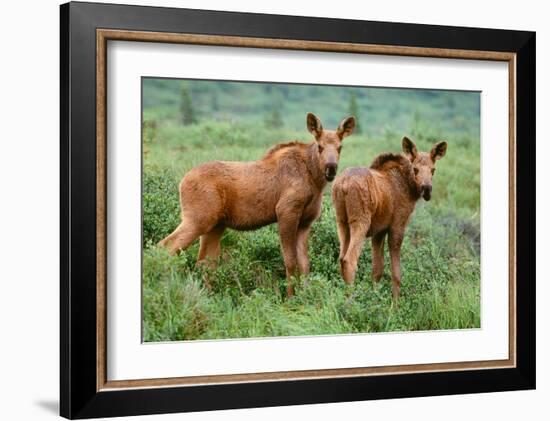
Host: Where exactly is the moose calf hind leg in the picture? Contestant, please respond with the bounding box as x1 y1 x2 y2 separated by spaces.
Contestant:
197 225 225 268
341 221 368 285
371 232 386 286
388 230 404 303
158 219 202 255
336 220 351 277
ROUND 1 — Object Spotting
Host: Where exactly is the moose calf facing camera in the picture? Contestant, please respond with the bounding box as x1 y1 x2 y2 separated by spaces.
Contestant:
331 136 447 301
159 112 356 297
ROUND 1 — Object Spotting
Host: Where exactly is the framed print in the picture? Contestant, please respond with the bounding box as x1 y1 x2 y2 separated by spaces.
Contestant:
60 1 536 419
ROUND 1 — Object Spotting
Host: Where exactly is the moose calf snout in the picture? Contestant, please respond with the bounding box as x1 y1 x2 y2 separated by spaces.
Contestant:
421 184 432 201
325 163 338 181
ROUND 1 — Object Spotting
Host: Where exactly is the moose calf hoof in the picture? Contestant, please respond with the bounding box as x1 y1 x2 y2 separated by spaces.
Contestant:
344 278 355 287
392 289 401 305
196 258 218 270
286 286 295 298
341 262 356 285
198 268 213 290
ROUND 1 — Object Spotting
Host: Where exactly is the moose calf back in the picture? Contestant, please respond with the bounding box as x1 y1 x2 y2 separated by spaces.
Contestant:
332 167 395 237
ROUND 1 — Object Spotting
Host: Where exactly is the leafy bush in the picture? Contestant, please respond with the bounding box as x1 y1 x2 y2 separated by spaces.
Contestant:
142 168 180 245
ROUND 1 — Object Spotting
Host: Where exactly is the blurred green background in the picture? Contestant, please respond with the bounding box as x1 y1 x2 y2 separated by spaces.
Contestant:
142 78 481 342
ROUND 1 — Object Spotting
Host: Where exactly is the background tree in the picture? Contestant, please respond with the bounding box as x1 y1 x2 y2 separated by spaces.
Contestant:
348 91 361 134
265 100 284 129
180 85 197 125
210 92 220 112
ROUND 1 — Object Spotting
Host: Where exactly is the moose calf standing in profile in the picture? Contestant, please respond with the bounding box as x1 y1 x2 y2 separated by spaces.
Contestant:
332 137 447 301
159 113 356 297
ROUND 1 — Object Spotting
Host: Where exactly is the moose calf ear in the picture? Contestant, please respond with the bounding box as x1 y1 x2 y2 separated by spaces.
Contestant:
402 136 418 160
337 116 356 139
430 141 448 161
306 112 323 138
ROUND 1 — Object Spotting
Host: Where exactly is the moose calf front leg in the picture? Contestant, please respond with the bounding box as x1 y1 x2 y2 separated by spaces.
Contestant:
277 215 301 297
388 229 405 302
296 225 312 276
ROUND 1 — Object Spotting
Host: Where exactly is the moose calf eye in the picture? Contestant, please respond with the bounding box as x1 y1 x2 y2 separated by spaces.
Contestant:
337 146 342 154
318 145 324 153
413 168 419 175
431 168 436 175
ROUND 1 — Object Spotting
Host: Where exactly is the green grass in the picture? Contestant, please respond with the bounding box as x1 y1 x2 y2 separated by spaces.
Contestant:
142 80 480 342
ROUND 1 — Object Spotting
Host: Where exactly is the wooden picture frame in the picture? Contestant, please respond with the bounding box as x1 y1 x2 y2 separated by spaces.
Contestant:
60 1 535 418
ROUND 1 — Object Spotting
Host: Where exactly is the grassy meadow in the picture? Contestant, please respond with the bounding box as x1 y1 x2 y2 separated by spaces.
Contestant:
142 78 481 342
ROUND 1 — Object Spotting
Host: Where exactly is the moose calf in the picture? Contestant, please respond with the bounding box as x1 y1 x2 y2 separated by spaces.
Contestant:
159 113 356 297
331 136 447 301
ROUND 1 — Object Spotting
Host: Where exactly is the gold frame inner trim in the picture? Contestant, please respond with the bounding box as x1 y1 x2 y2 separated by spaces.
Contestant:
96 29 517 392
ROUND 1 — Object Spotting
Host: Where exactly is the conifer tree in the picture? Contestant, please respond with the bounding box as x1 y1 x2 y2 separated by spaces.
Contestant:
265 102 284 129
180 85 197 125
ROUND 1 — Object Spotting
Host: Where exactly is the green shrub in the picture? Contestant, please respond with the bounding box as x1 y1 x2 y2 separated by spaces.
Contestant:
142 168 180 245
